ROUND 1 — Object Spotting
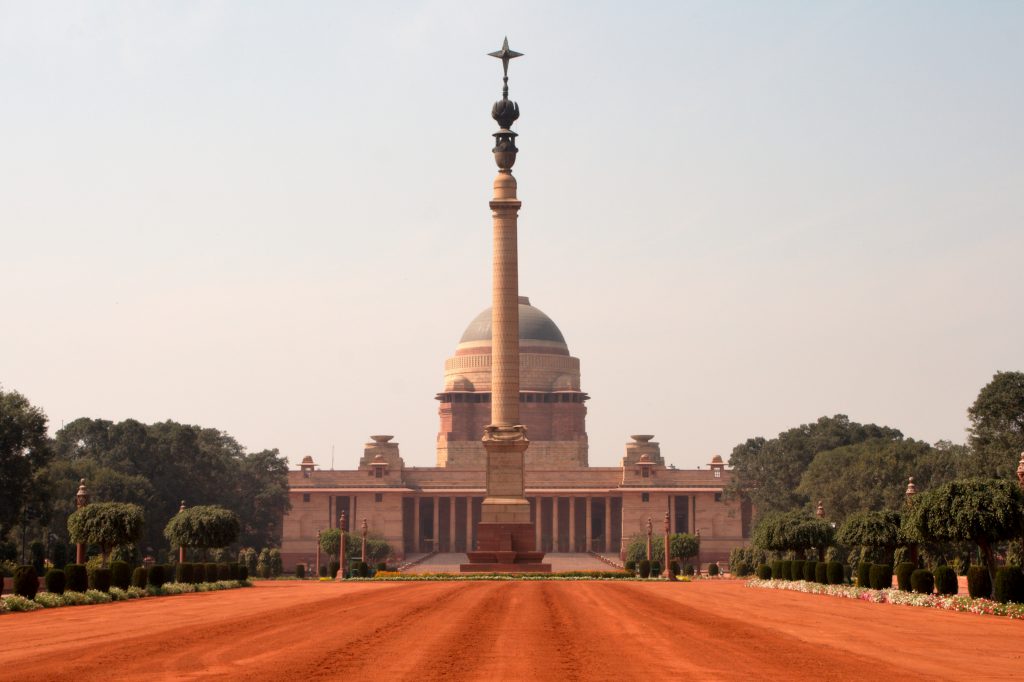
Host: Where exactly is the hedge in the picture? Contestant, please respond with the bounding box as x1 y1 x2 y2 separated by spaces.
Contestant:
624 560 636 573
147 564 168 588
192 564 206 584
110 561 131 590
90 567 112 592
779 560 792 581
934 565 958 596
756 564 772 580
295 564 306 579
45 568 67 595
869 564 893 591
65 564 88 593
682 564 695 576
770 560 783 580
229 563 240 581
707 563 719 576
803 560 817 582
239 565 249 581
176 563 194 584
14 566 39 599
638 560 651 578
790 560 805 582
967 566 992 599
856 562 871 588
911 569 934 594
205 564 218 583
132 566 148 588
994 566 1024 604
826 561 844 585
217 564 231 581
815 562 828 584
895 562 915 592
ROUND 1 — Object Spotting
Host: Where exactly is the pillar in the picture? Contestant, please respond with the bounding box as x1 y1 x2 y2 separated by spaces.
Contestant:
535 498 542 550
552 496 560 552
568 497 576 553
467 498 475 552
413 495 421 553
432 496 440 552
449 496 457 552
585 497 593 552
604 496 612 555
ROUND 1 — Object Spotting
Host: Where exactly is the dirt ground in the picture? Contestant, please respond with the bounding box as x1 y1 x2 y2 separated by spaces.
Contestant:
1 579 1021 681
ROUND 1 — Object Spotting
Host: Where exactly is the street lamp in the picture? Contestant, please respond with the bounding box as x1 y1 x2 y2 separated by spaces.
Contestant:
646 517 652 562
337 510 347 581
663 511 674 580
75 479 89 564
361 518 368 564
315 529 321 578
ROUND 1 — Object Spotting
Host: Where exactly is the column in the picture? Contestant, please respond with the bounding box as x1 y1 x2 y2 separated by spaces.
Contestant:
535 498 542 550
449 496 457 552
552 496 560 553
466 498 474 552
433 496 440 553
585 497 593 552
568 497 576 553
413 496 420 553
604 496 612 555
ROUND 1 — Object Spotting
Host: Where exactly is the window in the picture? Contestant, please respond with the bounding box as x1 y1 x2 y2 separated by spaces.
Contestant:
641 493 649 502
374 468 383 479
302 493 310 503
714 469 721 478
641 467 649 478
375 493 383 503
714 492 722 502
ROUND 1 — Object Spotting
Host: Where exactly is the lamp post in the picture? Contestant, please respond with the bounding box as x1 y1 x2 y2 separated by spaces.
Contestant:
695 528 701 575
337 510 347 581
663 511 674 580
315 529 321 578
75 479 89 564
1017 452 1024 491
178 500 187 563
646 517 652 562
361 518 368 564
905 476 918 565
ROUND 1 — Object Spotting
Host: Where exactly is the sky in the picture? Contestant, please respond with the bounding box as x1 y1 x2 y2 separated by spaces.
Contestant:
1 1 1022 470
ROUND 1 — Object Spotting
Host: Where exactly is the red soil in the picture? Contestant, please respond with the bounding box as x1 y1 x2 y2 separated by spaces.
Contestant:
1 580 1021 681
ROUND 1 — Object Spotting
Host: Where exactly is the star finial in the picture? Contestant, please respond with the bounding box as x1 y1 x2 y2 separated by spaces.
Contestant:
488 36 523 78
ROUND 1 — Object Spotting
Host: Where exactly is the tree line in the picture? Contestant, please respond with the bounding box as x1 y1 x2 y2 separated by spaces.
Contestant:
0 387 290 567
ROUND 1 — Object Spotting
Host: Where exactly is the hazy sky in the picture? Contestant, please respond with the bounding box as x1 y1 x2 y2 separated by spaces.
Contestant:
2 1 1021 471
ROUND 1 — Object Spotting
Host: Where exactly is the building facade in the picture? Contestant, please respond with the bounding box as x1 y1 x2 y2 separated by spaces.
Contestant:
281 299 751 570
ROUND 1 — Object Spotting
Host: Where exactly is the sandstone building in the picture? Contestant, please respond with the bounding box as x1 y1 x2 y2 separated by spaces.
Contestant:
281 299 750 569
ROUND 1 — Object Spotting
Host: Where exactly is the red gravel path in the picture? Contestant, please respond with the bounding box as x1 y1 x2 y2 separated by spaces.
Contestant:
0 580 1021 680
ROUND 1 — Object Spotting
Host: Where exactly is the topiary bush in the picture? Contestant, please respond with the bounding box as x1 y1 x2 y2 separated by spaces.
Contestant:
239 565 249 581
90 567 112 592
670 561 681 577
295 564 306 579
327 561 339 579
732 560 750 577
229 563 240 580
131 566 148 588
45 568 66 595
802 560 817 582
895 562 915 592
218 563 231 581
910 569 934 594
357 561 370 578
789 560 804 581
651 561 661 576
967 566 992 599
110 561 131 590
756 564 772 580
815 562 828 584
826 561 844 585
624 560 636 573
683 564 695 576
856 562 872 588
205 563 218 582
65 563 88 592
993 566 1024 604
707 563 720 577
638 560 651 578
13 565 39 599
148 564 168 588
869 563 893 590
192 564 206 583
934 565 958 595
176 562 194 584
779 560 792 581
770 560 784 580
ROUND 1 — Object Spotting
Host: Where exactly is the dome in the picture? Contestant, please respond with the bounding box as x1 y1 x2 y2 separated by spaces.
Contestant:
459 297 566 345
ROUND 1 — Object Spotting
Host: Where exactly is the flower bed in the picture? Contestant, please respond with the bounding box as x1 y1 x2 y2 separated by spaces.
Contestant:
0 580 251 614
745 578 1024 620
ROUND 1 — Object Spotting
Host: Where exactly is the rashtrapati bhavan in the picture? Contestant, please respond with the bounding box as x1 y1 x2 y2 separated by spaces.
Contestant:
280 41 751 571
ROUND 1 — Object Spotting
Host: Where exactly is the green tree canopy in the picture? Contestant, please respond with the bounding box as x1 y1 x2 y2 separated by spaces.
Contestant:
835 510 905 562
319 528 341 557
164 505 240 551
968 371 1024 478
729 415 903 515
67 502 145 563
625 533 700 564
752 510 834 558
670 533 700 562
902 478 1024 593
0 388 51 535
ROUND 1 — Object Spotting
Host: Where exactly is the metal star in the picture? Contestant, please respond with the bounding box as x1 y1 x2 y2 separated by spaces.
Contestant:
488 36 523 78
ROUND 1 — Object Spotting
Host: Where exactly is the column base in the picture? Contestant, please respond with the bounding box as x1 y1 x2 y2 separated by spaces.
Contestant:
461 521 549 573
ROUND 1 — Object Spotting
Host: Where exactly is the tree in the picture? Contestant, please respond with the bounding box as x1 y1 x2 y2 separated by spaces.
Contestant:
164 505 240 559
670 533 700 563
67 502 145 565
968 371 1024 478
752 510 834 560
0 388 51 536
729 415 903 515
835 510 904 564
319 528 341 557
902 478 1024 595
